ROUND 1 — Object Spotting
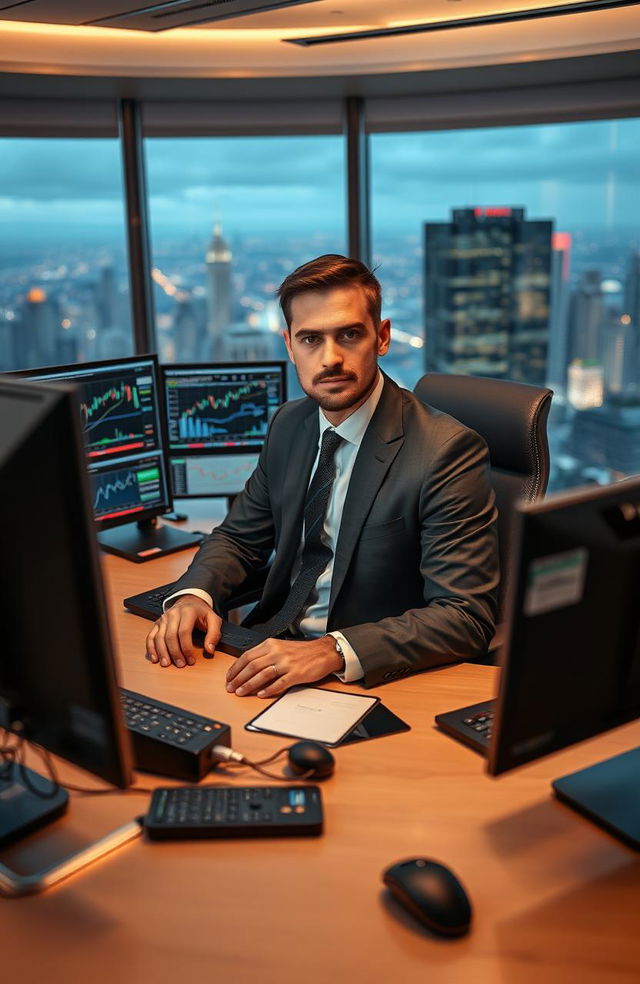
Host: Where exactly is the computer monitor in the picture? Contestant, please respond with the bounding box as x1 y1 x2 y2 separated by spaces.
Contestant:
0 376 138 889
489 479 640 846
13 355 201 562
161 361 287 500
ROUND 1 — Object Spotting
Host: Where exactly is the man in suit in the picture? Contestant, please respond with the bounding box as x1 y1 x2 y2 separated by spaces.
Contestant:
146 254 499 694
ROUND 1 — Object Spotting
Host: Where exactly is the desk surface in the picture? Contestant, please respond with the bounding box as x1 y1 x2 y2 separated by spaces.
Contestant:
3 526 640 984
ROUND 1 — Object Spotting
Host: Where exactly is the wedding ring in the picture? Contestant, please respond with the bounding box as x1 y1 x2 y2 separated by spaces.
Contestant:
271 664 279 679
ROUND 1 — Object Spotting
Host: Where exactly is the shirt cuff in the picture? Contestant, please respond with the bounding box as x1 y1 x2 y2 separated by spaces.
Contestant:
163 588 213 611
328 630 364 683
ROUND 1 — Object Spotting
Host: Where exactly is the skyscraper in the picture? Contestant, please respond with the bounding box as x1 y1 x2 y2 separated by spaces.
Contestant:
624 251 640 329
96 264 116 331
424 207 552 386
20 287 65 368
205 222 232 359
547 232 572 393
567 270 606 367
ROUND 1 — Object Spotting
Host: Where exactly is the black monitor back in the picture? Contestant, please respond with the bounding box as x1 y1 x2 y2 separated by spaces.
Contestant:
489 478 640 776
0 377 132 788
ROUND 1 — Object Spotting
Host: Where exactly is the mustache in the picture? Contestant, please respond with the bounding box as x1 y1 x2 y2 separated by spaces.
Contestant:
313 369 356 385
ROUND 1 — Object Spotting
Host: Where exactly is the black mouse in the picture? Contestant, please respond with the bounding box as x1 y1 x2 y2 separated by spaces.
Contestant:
382 858 472 937
288 741 335 779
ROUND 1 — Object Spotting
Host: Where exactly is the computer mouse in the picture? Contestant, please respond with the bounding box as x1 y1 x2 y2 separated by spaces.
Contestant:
287 741 335 779
382 858 472 937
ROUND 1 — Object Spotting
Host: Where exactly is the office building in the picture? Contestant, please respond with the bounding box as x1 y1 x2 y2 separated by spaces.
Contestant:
1 2 640 977
546 232 572 394
571 401 640 475
567 269 607 368
96 264 116 331
424 207 552 386
605 313 640 404
19 287 68 368
566 359 604 410
205 223 233 359
624 251 640 329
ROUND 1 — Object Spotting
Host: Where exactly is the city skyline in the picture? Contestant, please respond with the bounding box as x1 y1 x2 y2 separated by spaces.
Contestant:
1 118 639 493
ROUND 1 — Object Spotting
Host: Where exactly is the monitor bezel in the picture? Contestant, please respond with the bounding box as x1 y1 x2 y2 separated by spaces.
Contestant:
11 354 174 531
0 376 133 789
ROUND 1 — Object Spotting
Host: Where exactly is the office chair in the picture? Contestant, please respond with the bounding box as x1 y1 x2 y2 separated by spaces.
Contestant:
413 372 553 651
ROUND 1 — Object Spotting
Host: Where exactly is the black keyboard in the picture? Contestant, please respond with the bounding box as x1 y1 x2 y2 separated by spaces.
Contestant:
144 785 324 839
120 688 231 781
123 581 263 657
434 699 495 754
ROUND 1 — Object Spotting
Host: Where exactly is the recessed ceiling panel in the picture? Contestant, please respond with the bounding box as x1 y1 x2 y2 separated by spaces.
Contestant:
0 1 154 24
89 0 321 31
0 0 320 28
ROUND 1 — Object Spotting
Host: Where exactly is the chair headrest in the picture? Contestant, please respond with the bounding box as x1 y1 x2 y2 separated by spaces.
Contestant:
413 373 552 484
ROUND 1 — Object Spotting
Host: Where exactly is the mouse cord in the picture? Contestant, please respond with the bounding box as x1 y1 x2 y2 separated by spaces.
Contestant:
212 745 314 782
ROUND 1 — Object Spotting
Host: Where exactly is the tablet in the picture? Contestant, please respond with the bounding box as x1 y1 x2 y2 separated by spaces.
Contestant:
245 686 380 746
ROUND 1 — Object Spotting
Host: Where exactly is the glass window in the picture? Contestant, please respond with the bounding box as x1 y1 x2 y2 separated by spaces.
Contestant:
144 135 346 396
371 119 640 490
0 138 133 372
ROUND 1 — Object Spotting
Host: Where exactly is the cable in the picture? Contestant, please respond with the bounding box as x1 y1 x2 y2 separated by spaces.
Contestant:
0 726 153 797
1 729 312 797
211 744 314 782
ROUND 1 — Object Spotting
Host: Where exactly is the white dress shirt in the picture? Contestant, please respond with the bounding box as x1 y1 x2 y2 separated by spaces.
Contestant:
166 371 385 683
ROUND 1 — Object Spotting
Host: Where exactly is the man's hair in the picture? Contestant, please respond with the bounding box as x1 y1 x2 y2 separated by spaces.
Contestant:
277 254 382 329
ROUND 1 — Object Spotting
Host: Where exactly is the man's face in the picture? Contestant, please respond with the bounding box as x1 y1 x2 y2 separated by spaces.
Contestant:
283 284 391 424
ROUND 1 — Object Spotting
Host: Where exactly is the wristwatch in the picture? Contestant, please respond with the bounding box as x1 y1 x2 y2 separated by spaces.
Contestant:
329 635 346 675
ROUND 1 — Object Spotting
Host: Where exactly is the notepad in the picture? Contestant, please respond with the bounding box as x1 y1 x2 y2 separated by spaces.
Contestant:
245 686 379 746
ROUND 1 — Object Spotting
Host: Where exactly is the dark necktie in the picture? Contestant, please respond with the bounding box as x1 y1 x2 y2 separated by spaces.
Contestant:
259 428 344 638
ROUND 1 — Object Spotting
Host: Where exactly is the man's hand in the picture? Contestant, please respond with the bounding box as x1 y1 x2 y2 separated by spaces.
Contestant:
225 636 342 698
145 595 222 669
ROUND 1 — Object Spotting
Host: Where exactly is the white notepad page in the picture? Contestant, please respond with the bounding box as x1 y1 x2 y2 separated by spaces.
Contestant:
245 686 379 745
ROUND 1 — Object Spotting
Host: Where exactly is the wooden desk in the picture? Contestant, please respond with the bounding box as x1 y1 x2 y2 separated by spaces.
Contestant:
3 537 640 984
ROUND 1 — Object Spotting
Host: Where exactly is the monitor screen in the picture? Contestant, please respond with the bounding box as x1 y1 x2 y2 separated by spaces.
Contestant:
14 356 172 530
489 477 640 778
170 452 260 498
163 361 287 452
0 376 132 790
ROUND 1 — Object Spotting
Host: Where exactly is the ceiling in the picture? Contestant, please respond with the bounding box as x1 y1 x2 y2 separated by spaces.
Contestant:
0 0 638 82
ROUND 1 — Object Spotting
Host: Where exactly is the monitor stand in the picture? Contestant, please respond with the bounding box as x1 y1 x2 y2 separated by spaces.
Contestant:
98 518 202 563
552 746 640 850
0 763 142 898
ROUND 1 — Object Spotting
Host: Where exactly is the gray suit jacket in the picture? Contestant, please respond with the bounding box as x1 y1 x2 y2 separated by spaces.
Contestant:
172 373 499 688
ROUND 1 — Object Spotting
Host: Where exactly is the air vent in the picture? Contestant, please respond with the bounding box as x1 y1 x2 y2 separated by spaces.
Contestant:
286 0 640 46
88 0 320 31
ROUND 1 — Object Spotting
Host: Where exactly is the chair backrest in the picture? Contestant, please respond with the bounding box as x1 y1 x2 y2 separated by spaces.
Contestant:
413 372 553 617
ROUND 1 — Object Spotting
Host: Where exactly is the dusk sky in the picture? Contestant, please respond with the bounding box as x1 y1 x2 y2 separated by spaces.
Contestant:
0 117 638 249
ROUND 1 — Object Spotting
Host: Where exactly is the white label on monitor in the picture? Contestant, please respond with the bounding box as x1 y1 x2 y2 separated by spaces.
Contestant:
523 548 588 616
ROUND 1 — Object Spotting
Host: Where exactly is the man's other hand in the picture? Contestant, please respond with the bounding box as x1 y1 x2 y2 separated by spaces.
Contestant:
145 595 222 668
225 636 342 698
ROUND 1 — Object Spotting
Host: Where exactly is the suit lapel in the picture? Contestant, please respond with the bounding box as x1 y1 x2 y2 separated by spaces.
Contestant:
329 376 405 613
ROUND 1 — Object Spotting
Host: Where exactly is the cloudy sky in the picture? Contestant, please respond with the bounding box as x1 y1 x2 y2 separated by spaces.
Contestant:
0 117 638 251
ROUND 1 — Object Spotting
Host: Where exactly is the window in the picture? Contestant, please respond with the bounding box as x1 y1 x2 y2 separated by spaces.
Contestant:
371 119 640 489
0 138 133 372
144 135 346 395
